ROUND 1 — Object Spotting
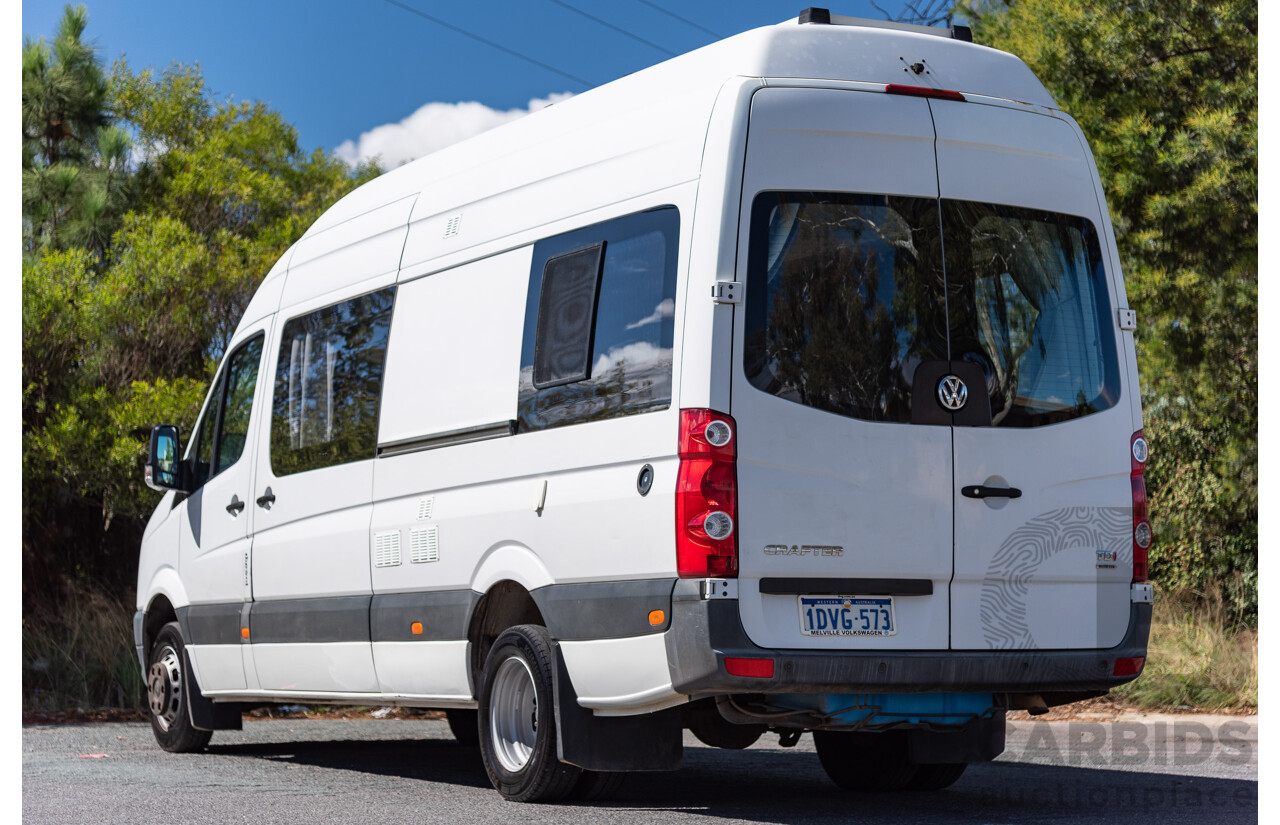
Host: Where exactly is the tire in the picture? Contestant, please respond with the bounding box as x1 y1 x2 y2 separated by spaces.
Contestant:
905 762 967 791
687 706 766 750
446 709 479 745
567 769 628 801
477 624 581 802
812 730 918 792
146 621 212 753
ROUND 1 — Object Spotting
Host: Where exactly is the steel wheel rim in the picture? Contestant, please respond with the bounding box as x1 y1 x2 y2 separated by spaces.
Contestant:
148 644 182 732
489 655 537 772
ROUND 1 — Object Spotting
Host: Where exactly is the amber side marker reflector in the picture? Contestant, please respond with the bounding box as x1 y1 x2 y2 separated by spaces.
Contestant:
885 84 966 102
1113 656 1145 676
410 622 423 636
725 657 775 678
241 627 250 639
648 610 666 626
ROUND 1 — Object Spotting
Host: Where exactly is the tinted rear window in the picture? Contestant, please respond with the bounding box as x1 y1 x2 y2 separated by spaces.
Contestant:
745 192 1119 427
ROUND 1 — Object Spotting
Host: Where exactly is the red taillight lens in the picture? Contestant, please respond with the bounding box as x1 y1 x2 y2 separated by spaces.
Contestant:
724 657 774 678
1113 656 1145 677
676 409 738 578
885 83 966 102
1131 430 1151 583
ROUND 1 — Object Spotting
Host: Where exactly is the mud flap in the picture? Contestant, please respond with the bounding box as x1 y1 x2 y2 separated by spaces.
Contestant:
183 649 243 731
551 641 682 771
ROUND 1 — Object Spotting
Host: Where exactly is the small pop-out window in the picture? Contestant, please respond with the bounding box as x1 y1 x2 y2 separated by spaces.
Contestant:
532 242 605 388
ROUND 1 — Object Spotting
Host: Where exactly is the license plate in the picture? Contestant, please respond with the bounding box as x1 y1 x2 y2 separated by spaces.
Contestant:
798 596 896 637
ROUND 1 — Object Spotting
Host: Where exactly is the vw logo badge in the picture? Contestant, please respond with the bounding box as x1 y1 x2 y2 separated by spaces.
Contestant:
937 375 968 411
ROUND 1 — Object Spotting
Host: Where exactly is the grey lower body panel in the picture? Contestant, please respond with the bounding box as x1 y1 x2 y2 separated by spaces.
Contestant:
665 586 1152 696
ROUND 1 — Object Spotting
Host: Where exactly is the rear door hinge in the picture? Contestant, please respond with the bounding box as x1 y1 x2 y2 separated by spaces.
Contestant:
712 281 741 304
1118 308 1137 330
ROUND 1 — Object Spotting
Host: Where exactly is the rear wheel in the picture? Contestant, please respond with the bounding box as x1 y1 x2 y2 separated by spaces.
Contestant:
813 730 917 792
146 621 212 753
477 624 581 802
905 762 967 791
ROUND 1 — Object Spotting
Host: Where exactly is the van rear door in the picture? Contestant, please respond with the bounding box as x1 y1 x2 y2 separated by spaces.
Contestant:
730 88 953 651
930 101 1133 650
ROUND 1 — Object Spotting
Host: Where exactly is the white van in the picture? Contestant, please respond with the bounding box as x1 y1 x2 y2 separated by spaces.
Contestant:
136 9 1154 801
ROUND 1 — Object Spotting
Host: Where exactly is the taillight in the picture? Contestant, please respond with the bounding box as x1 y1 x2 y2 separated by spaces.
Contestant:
885 84 966 102
676 409 738 577
1131 430 1151 583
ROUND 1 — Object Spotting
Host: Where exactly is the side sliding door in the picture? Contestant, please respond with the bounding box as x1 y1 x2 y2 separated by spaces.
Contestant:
248 285 396 695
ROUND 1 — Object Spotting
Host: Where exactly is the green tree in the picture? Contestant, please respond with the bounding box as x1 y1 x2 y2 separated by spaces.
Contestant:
22 7 381 618
963 0 1258 618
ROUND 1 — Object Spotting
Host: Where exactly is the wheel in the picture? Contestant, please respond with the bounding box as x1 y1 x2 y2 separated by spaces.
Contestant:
567 769 628 801
812 730 918 792
686 701 766 749
446 708 479 745
146 621 212 753
905 762 967 791
477 624 581 802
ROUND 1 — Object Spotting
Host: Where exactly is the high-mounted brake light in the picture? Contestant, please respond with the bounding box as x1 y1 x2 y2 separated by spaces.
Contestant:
1130 430 1152 583
676 409 738 578
885 84 966 102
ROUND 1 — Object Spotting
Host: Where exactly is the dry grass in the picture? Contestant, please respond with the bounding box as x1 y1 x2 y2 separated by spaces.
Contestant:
1112 586 1258 710
22 583 145 712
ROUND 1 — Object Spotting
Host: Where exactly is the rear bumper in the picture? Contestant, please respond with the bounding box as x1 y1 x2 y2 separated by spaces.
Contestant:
665 580 1152 696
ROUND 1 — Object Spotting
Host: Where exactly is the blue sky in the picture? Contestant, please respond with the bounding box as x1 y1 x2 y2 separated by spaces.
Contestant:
21 1 929 166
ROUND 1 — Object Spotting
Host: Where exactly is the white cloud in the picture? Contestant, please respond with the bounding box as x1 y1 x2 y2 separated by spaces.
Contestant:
333 93 574 168
593 341 671 376
625 298 675 330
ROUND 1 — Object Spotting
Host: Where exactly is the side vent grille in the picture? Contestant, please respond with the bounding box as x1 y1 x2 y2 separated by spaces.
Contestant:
444 214 462 238
374 530 402 568
417 497 435 520
410 526 440 564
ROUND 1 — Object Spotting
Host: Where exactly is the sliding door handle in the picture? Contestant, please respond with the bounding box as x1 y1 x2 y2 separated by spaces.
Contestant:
962 485 1022 499
256 487 276 508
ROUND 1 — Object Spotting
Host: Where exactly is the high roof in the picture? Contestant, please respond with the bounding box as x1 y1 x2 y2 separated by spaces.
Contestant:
305 15 1056 237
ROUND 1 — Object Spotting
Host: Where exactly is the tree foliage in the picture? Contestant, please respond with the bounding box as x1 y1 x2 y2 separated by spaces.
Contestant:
21 6 380 610
962 0 1257 618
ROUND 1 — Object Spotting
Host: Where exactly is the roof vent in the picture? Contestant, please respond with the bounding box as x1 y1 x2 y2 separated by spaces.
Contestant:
799 7 831 24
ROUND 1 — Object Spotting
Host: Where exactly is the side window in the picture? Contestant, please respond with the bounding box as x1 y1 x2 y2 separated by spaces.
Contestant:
270 287 395 476
188 333 265 491
518 207 679 432
192 380 221 490
216 337 263 471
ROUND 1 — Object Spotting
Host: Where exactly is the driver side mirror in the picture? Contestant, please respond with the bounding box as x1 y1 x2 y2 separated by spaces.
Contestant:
145 424 189 493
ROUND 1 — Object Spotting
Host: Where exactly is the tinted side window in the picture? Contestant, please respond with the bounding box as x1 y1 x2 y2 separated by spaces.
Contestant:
270 288 395 476
216 336 263 472
744 192 947 423
518 208 679 432
192 379 221 489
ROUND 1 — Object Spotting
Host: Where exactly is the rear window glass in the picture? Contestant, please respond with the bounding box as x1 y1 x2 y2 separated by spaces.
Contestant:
744 192 946 423
942 201 1119 426
745 192 1119 428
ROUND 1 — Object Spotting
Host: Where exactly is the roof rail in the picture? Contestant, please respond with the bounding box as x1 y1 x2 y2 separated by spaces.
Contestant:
797 7 973 42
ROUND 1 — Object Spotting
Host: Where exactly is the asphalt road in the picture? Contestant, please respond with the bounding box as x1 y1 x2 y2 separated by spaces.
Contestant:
22 714 1258 824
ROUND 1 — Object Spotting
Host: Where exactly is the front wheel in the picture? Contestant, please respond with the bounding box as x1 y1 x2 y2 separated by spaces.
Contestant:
477 624 581 802
146 621 212 753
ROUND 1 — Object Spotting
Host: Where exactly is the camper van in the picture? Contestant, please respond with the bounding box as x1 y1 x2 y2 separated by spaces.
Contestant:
136 9 1154 801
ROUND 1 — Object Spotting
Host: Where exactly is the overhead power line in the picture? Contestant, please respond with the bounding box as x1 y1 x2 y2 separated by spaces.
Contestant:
379 0 591 87
636 0 725 39
545 0 678 57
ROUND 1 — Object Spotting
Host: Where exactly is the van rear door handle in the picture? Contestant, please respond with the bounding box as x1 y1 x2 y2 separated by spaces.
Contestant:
962 485 1022 499
225 495 245 515
256 487 276 508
